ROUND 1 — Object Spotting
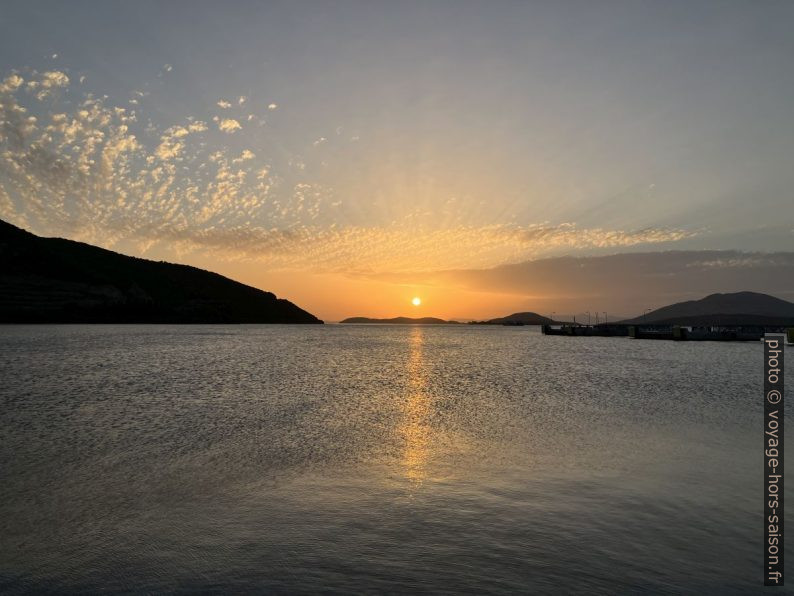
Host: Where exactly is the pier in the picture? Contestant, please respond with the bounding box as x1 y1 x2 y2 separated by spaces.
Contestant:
542 324 794 343
541 324 628 337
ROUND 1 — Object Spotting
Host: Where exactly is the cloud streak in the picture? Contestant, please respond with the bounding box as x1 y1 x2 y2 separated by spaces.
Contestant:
430 250 794 315
348 250 794 318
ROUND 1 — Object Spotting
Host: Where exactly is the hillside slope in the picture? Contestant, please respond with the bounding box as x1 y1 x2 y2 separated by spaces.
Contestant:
621 292 794 325
0 219 322 324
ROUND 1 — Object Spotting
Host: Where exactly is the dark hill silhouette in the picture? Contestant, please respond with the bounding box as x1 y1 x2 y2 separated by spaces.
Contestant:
620 292 794 326
0 219 322 324
469 312 554 325
340 317 459 324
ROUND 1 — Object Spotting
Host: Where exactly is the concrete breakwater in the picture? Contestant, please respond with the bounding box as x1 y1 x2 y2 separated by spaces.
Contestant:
541 324 629 337
542 324 794 343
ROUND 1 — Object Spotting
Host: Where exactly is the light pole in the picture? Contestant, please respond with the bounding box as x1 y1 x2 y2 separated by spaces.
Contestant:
586 311 590 326
603 311 608 325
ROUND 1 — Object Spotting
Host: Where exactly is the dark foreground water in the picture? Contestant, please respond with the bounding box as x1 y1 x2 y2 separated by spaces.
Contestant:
0 325 790 594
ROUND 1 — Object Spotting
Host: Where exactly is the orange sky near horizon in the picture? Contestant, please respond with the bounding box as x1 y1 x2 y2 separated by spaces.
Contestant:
2 3 794 322
200 260 534 322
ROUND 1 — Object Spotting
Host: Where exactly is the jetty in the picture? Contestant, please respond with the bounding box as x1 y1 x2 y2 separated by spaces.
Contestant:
542 324 794 343
541 324 628 337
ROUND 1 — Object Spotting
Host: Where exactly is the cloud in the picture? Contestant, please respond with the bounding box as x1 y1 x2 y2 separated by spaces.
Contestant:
81 222 694 275
155 135 184 161
232 149 255 163
492 223 693 251
424 250 794 313
26 70 70 100
217 118 241 133
349 250 794 317
41 71 69 87
0 74 24 93
685 255 792 269
0 64 703 283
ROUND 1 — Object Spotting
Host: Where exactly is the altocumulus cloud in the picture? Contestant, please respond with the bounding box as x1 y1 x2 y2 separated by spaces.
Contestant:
217 118 241 133
0 66 696 275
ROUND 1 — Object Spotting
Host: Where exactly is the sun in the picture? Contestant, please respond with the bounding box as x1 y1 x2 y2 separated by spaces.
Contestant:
411 297 421 306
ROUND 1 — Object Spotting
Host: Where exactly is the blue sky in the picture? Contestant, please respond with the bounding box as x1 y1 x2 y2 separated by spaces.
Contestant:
1 1 792 318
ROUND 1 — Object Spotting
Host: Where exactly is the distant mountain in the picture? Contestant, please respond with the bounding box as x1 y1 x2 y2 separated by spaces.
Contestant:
620 292 794 326
469 311 554 325
340 317 460 324
0 219 322 324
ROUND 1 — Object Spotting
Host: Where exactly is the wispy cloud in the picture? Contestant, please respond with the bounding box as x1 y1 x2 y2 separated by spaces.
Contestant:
92 223 694 274
492 223 693 251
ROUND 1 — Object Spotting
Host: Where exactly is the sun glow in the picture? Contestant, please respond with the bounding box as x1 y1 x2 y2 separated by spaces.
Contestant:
412 297 421 306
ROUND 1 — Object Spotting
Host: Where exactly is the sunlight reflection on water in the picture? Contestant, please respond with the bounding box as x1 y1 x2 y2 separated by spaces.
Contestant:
400 326 430 484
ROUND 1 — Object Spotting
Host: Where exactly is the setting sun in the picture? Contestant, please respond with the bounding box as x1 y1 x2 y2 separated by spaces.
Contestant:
412 297 421 306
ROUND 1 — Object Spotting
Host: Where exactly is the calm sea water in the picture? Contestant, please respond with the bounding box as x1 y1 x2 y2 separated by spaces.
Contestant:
0 324 790 594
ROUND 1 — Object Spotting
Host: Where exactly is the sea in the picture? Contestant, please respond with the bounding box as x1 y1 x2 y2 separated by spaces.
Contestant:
0 324 790 594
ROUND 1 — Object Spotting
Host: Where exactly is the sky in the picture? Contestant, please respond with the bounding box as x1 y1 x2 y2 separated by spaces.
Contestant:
1 0 793 320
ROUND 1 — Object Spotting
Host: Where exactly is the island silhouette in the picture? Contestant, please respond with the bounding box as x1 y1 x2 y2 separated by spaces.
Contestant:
341 294 794 330
340 316 460 324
